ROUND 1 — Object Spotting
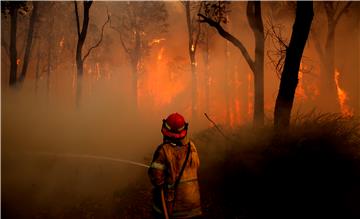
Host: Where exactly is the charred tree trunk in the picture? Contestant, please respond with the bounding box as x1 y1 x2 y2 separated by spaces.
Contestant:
74 1 92 106
274 1 313 128
19 1 38 82
203 28 210 114
224 40 230 124
322 22 338 111
133 30 141 111
247 2 265 126
9 6 18 86
46 17 54 95
35 44 41 93
185 1 200 121
131 60 138 111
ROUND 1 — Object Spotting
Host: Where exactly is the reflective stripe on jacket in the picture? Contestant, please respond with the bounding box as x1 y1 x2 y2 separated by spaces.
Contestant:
148 138 202 219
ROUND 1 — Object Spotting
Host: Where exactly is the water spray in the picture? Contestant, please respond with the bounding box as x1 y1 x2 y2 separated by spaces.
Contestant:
26 151 150 168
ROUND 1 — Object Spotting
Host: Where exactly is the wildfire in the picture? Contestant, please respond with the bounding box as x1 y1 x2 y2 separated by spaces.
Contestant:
16 59 20 65
191 44 195 52
139 46 186 108
334 69 354 117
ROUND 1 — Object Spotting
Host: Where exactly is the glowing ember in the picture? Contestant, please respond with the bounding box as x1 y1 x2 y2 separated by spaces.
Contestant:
16 59 20 65
59 37 65 48
334 69 354 117
191 44 195 52
148 38 165 46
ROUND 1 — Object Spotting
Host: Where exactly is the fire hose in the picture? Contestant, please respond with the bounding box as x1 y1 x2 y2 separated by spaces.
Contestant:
22 151 170 219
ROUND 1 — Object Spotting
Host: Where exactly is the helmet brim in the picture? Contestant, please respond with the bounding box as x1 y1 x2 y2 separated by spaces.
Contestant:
161 127 187 139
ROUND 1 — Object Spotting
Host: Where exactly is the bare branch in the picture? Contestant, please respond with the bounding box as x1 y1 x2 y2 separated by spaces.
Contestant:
265 18 288 77
198 13 255 73
83 12 110 61
109 14 131 55
204 113 231 141
334 2 352 25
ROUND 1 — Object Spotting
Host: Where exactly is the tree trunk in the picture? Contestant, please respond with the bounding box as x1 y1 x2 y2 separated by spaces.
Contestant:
9 6 18 86
190 50 197 120
185 2 198 121
19 1 38 82
274 1 314 128
35 44 40 93
74 1 92 106
249 2 265 126
130 30 141 111
203 28 210 114
322 23 339 111
131 59 138 111
224 40 230 124
46 17 54 96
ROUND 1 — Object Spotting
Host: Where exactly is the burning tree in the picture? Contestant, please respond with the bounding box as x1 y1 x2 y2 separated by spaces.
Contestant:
183 1 204 121
198 1 265 126
311 2 352 112
274 1 314 128
109 1 168 111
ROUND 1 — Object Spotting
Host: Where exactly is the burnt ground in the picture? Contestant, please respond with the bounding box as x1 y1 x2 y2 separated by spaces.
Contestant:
3 115 360 219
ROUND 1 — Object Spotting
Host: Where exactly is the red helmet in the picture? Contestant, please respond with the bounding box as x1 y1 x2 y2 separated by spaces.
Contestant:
161 113 188 139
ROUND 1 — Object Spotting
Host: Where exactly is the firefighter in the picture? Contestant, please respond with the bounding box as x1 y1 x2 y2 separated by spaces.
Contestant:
148 113 202 219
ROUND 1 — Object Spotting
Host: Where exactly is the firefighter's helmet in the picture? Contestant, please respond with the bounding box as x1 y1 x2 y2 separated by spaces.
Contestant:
161 113 188 139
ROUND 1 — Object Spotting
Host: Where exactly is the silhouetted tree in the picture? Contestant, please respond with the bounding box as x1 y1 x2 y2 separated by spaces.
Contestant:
74 0 109 106
109 1 168 111
199 1 265 126
18 1 38 82
274 1 314 128
1 1 30 86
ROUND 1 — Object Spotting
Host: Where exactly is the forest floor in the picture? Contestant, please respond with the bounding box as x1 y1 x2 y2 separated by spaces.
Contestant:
3 114 360 219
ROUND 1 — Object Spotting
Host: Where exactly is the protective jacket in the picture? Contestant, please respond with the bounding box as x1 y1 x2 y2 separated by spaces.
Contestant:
148 137 202 219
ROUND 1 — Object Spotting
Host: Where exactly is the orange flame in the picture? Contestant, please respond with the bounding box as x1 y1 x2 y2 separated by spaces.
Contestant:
334 69 353 117
16 59 21 65
140 47 186 108
296 65 307 100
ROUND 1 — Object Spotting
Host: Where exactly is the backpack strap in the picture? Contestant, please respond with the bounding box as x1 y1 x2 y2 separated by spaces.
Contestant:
171 142 191 209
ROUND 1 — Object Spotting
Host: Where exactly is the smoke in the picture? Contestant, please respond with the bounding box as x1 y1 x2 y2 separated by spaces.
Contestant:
1 1 359 217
